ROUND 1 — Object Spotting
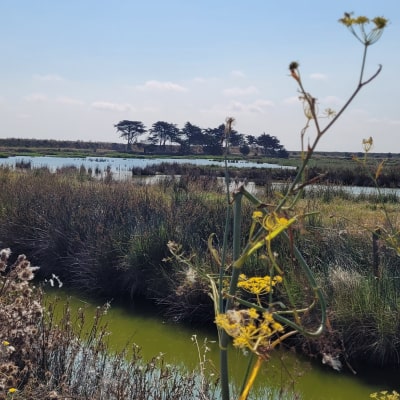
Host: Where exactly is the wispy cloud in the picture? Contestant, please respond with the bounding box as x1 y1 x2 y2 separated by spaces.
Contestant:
136 80 188 92
24 93 48 102
320 95 342 106
91 101 135 112
201 98 274 116
229 99 274 113
309 72 327 80
56 96 85 106
33 74 64 82
223 86 258 97
283 96 301 105
193 77 207 83
231 70 246 78
192 76 218 84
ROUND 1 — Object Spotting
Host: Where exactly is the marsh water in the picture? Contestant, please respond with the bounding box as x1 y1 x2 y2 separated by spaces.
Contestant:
2 155 399 198
0 155 292 177
45 290 398 400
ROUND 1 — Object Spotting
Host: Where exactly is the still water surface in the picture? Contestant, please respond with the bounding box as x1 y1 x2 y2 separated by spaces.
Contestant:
3 156 399 197
45 290 396 400
0 155 291 177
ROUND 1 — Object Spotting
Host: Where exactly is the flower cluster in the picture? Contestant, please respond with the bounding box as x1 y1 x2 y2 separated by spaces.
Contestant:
338 12 388 45
215 308 284 358
238 274 282 296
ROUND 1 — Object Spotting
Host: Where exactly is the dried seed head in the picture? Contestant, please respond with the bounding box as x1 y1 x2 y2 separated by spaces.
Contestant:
0 248 11 261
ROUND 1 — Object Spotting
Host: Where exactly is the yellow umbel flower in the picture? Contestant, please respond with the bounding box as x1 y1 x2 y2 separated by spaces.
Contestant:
339 12 388 46
215 309 285 355
238 274 282 295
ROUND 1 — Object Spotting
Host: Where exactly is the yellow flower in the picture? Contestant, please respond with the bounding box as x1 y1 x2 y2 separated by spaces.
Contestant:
237 275 282 295
339 12 388 45
373 17 389 30
8 388 17 393
355 16 369 25
239 273 247 281
2 340 10 346
215 309 285 354
233 335 252 349
272 321 285 332
252 211 263 219
248 308 259 319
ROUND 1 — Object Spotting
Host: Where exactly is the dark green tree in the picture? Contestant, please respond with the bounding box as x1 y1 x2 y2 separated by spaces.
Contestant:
114 120 146 151
256 132 288 158
203 124 224 155
228 130 245 147
239 144 250 156
245 134 257 146
149 121 180 151
181 122 204 147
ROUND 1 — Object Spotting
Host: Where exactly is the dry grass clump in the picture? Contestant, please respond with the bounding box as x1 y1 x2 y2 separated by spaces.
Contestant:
326 265 400 367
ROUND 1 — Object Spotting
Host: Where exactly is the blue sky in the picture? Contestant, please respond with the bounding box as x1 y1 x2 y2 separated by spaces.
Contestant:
0 1 398 152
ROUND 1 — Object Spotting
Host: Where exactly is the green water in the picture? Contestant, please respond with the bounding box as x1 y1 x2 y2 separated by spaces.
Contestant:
45 290 398 400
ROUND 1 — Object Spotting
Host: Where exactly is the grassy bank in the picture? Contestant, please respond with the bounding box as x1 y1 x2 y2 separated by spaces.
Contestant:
1 168 400 369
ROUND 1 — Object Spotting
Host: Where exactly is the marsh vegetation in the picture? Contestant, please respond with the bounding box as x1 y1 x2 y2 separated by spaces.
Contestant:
0 167 399 372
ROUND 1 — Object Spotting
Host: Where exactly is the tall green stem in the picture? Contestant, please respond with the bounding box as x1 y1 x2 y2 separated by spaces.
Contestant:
220 192 243 400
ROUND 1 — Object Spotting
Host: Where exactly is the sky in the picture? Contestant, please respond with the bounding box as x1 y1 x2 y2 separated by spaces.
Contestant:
0 1 399 152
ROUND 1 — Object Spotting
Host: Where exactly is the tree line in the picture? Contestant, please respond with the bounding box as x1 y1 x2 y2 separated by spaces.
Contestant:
114 120 289 157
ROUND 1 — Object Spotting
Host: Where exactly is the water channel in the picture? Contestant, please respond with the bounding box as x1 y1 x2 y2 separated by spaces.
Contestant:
45 289 397 400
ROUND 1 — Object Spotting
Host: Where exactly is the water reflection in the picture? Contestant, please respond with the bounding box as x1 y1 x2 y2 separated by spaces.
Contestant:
1 155 292 176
